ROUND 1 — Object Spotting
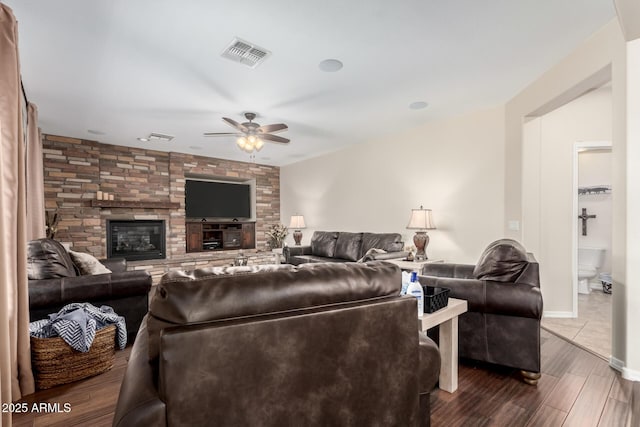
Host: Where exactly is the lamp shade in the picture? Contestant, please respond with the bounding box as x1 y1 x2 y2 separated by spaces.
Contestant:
406 206 436 230
289 215 306 229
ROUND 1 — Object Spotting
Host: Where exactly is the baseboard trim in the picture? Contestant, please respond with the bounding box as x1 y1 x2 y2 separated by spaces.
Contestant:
610 356 625 373
609 357 640 381
622 367 640 382
543 311 574 318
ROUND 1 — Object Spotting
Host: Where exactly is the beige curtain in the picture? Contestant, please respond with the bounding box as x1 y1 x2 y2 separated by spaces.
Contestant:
0 5 36 425
26 102 44 240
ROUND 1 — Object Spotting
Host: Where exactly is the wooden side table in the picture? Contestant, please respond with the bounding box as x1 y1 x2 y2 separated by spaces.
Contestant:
420 298 468 393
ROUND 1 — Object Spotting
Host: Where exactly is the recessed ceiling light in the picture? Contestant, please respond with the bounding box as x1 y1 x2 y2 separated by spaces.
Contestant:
319 59 343 72
87 129 105 135
409 101 428 110
137 137 149 142
189 145 203 150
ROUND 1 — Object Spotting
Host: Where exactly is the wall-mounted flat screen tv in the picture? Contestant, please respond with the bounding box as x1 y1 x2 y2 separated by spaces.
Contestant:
185 180 251 219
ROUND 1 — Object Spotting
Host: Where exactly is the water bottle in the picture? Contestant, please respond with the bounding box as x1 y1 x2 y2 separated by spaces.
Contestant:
406 271 424 318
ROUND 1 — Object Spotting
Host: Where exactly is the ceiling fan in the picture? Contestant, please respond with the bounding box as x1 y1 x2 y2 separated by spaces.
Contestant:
203 112 289 153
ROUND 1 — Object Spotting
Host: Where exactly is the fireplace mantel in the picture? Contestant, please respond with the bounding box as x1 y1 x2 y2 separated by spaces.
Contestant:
91 200 180 209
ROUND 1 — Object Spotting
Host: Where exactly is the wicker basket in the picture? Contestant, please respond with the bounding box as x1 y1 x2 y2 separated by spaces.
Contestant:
31 325 116 389
423 286 450 314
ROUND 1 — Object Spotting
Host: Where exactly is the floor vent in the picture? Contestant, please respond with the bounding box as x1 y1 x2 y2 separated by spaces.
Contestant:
221 37 271 68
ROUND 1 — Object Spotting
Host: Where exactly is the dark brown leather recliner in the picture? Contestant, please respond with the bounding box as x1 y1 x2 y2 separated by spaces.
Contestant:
27 238 152 342
419 239 543 385
113 262 441 426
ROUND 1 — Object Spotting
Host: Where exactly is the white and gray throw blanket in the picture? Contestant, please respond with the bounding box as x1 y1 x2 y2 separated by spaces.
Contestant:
30 303 127 352
357 248 387 262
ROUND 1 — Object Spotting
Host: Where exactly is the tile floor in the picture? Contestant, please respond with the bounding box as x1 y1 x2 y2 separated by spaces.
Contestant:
541 285 612 359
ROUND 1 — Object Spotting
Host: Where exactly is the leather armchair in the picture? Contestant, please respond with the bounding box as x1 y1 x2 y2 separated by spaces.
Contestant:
27 238 152 342
419 239 543 385
114 262 441 426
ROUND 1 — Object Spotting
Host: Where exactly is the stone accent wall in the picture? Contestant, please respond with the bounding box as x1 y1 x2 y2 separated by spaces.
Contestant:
42 134 280 283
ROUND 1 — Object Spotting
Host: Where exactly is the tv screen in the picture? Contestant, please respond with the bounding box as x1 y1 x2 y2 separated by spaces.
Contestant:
185 180 251 219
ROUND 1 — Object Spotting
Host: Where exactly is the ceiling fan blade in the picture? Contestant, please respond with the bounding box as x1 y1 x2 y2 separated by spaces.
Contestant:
257 123 288 134
261 133 290 144
203 132 238 137
222 117 248 132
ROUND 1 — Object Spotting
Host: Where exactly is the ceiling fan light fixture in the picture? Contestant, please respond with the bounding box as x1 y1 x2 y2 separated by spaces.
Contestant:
205 111 290 154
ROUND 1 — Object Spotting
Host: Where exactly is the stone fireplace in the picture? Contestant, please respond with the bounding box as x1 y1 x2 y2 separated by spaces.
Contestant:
107 220 166 261
42 134 280 282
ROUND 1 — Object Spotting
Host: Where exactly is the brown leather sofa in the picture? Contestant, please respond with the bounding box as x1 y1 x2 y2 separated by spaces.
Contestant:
27 238 152 342
418 239 543 385
113 262 441 426
284 231 407 265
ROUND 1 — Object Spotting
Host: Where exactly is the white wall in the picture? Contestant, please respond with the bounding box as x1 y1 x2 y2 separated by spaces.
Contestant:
624 37 640 380
505 16 640 376
578 149 613 278
522 86 612 315
282 12 640 380
281 106 505 264
505 21 621 241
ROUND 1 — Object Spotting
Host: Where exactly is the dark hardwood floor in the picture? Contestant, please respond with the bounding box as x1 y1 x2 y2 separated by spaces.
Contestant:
12 345 130 427
12 329 638 426
431 328 638 426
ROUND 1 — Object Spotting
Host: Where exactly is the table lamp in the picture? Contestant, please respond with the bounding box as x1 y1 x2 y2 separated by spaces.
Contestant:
406 206 436 260
289 214 306 246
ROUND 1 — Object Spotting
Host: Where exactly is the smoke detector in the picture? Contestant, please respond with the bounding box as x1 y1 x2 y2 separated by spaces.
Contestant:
221 37 271 68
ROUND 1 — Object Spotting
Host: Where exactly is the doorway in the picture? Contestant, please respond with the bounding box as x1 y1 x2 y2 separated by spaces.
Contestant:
568 142 612 358
523 82 613 359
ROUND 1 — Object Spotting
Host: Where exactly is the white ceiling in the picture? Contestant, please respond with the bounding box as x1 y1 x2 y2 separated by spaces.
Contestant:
7 0 615 166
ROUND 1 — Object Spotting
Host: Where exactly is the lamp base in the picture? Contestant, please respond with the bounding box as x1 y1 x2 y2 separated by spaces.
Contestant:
413 231 430 260
293 230 303 246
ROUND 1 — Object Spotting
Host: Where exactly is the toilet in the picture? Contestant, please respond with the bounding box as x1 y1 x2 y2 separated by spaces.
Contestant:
578 247 605 294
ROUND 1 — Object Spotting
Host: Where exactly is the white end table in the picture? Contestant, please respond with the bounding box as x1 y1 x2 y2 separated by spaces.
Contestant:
385 258 444 272
420 297 468 393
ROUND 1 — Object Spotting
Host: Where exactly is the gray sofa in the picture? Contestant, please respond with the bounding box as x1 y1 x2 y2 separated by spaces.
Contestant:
284 231 407 265
113 262 441 426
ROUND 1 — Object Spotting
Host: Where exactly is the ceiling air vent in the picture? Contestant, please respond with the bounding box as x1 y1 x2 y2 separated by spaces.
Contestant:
221 37 271 68
148 133 174 142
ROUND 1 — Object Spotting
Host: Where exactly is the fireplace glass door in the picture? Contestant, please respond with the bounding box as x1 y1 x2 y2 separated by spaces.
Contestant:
107 220 166 261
